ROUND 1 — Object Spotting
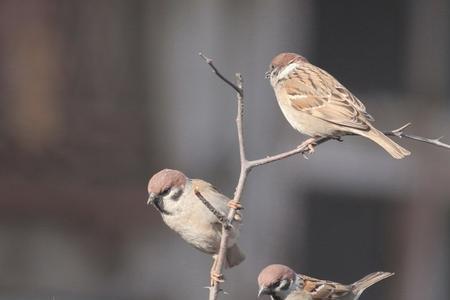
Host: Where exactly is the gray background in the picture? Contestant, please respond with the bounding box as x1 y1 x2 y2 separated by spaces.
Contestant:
0 1 448 299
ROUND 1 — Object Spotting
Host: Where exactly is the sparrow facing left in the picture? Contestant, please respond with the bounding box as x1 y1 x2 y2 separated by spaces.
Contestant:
147 169 245 273
258 264 394 300
267 52 410 159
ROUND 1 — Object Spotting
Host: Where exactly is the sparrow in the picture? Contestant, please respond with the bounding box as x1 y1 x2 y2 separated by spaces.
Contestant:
258 264 394 300
147 169 245 279
267 52 410 159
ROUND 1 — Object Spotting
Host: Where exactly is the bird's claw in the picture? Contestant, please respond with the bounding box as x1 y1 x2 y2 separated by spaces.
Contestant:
211 272 225 286
227 200 243 210
298 138 317 159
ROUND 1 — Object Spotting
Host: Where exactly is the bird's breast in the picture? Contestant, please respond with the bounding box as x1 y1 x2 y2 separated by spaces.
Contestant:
277 101 336 137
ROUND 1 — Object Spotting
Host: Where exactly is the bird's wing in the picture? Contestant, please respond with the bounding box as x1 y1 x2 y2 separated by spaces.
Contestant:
192 179 242 223
300 274 352 299
281 63 374 131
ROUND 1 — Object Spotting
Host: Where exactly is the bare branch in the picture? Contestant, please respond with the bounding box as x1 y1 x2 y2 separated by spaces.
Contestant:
199 52 243 96
208 72 247 300
249 137 330 167
387 124 450 149
198 53 450 300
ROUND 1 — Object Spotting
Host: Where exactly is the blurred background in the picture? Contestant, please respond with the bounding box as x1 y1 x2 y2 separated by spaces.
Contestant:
0 1 449 299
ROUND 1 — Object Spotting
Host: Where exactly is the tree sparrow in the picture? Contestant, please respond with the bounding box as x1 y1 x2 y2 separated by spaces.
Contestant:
267 52 410 159
147 169 245 270
258 264 393 300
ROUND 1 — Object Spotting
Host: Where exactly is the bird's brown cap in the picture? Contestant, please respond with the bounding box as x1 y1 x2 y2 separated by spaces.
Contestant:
270 52 308 69
258 264 296 288
147 169 187 195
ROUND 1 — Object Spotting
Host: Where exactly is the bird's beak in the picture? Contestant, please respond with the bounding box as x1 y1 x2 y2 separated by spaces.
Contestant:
258 286 271 298
264 70 271 79
147 192 158 205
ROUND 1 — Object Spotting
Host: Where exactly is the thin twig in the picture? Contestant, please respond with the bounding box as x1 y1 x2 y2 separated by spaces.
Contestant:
385 123 450 149
199 53 243 96
199 53 450 300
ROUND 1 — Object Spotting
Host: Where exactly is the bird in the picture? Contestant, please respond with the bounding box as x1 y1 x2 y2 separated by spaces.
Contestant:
266 52 410 159
147 169 245 283
258 264 394 300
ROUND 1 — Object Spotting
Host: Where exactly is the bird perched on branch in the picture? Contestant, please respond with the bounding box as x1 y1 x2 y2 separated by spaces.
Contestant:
257 264 393 300
267 52 410 159
147 169 245 283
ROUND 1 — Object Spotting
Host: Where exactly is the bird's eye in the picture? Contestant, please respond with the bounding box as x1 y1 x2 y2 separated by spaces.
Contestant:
271 281 281 288
279 280 290 290
270 280 290 291
160 188 171 196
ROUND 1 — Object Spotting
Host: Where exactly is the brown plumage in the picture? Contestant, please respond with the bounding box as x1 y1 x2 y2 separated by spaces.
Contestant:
268 52 410 159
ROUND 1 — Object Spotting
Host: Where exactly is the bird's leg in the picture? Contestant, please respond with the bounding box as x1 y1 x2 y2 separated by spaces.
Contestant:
210 255 225 286
298 137 317 158
194 187 232 229
228 200 243 221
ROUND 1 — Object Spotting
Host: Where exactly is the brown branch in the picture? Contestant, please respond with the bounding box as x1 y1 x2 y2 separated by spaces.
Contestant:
199 53 450 300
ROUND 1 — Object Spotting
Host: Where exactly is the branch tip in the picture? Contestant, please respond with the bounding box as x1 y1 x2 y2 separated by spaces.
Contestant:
198 52 211 63
392 122 412 134
198 52 242 95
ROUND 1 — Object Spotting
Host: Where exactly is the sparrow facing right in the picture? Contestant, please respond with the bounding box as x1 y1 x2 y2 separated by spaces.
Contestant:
267 52 410 159
258 264 394 300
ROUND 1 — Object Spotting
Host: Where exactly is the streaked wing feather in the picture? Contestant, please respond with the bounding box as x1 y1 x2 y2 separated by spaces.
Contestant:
301 275 352 299
284 64 373 130
335 85 374 122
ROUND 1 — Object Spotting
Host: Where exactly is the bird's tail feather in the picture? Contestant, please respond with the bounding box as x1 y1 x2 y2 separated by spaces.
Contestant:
225 244 245 268
351 272 394 297
360 126 411 159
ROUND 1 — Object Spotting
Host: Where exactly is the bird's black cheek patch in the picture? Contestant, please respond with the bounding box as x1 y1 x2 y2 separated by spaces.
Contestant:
154 198 172 215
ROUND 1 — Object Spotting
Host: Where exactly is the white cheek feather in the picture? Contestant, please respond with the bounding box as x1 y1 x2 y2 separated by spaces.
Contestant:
169 187 181 199
277 62 299 80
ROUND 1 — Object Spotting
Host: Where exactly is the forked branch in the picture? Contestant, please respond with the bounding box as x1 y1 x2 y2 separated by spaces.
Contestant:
198 53 450 300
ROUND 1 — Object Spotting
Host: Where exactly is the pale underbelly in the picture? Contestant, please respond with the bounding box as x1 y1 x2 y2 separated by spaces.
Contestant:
279 102 342 137
163 215 238 254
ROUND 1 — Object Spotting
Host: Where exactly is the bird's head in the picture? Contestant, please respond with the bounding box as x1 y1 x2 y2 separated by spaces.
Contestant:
147 169 187 215
258 264 298 300
266 53 308 86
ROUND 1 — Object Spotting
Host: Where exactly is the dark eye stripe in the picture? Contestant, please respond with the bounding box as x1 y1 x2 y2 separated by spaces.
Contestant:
279 281 290 290
160 188 170 196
